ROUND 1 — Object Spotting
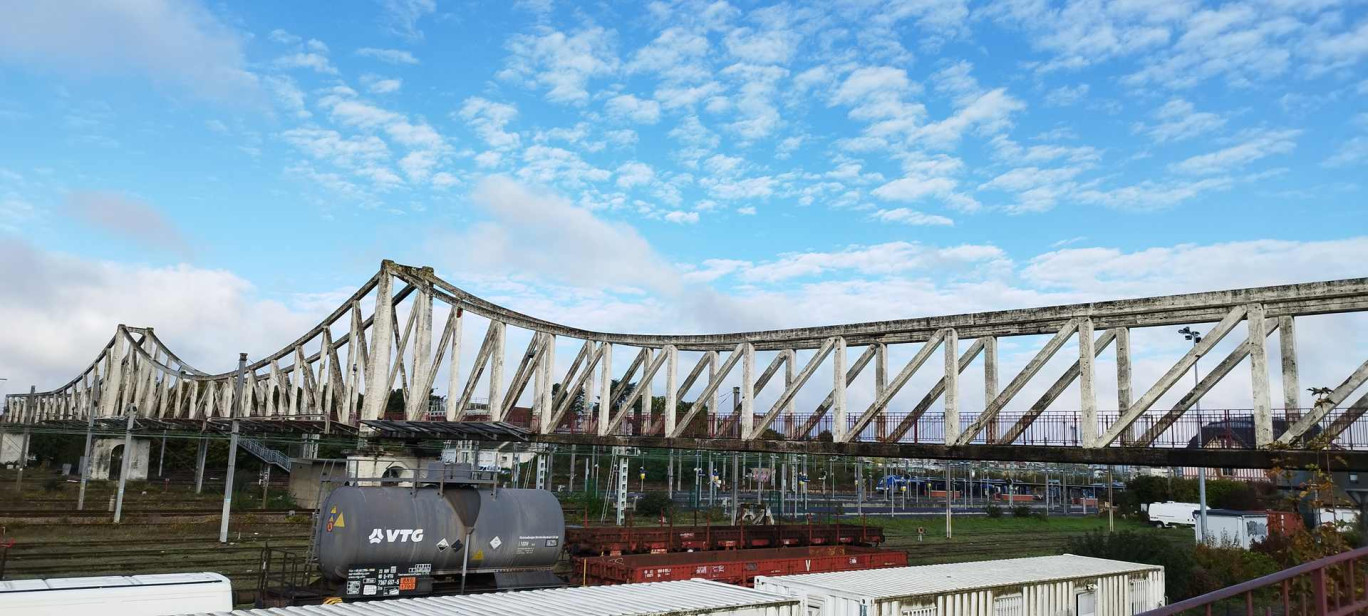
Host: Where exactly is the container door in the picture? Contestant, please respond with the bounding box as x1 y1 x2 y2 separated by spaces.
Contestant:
1129 579 1149 614
994 593 1024 616
1076 590 1096 616
902 604 937 616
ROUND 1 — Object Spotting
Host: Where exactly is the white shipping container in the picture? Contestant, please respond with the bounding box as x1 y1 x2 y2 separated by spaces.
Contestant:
0 572 232 616
207 579 801 616
1197 510 1268 549
755 554 1165 616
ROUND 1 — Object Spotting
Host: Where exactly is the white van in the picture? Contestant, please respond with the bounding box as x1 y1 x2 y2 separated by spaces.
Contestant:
1144 501 1199 528
0 572 232 615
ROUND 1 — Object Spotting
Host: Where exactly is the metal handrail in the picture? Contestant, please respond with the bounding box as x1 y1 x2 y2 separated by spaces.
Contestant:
1142 546 1368 616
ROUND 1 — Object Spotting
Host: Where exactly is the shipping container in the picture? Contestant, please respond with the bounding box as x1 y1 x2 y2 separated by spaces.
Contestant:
1267 510 1304 536
575 545 909 587
0 572 232 616
568 522 885 555
1198 509 1268 549
754 554 1165 616
210 579 802 616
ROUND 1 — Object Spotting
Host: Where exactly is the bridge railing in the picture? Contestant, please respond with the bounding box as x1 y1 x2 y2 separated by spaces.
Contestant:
1142 546 1368 616
526 407 1368 451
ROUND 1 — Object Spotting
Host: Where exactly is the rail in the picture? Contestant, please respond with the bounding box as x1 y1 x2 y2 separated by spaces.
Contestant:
1141 546 1368 616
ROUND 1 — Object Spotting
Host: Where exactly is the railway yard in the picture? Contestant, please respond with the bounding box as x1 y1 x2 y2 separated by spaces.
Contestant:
0 465 1190 607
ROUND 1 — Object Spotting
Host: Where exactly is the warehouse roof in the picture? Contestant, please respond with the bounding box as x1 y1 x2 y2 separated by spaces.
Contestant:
204 579 797 616
756 554 1161 599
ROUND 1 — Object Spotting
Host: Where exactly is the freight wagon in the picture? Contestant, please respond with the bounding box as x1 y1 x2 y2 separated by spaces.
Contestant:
574 546 909 587
755 554 1165 616
567 522 885 555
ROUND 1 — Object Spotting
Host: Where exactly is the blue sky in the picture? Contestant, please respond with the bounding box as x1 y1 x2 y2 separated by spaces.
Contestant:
1 0 1366 405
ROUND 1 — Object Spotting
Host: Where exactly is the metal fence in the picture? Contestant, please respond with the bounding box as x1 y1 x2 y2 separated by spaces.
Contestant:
516 406 1368 451
1142 546 1368 616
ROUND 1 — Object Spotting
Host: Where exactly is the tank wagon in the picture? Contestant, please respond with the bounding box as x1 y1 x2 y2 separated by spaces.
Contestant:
312 482 564 598
259 464 565 605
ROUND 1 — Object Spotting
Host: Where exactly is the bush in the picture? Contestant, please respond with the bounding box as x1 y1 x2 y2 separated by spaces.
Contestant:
1067 530 1197 599
985 503 1003 518
636 492 674 517
1012 505 1032 518
42 477 63 492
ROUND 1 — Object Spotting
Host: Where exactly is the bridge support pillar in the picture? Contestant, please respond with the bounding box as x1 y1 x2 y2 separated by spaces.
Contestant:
89 437 151 481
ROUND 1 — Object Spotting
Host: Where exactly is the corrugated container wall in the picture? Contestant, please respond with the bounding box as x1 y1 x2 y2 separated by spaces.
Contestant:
755 555 1165 616
210 579 802 616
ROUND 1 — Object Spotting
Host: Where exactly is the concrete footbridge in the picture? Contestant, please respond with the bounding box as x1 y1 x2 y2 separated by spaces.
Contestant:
5 260 1368 470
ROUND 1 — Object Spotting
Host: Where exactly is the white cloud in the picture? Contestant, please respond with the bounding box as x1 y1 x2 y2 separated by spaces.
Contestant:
356 47 420 65
1045 84 1090 106
499 26 618 105
269 29 301 45
1023 238 1368 297
871 208 954 226
605 94 662 124
1074 177 1235 211
273 52 338 75
615 161 655 189
1135 98 1225 143
378 0 437 42
0 241 324 392
1324 137 1368 168
1170 128 1300 175
281 127 390 167
719 62 788 140
0 1 259 102
365 77 402 94
458 97 521 149
627 27 709 83
736 241 1009 284
265 75 310 118
427 176 679 293
518 145 612 188
664 210 700 224
737 206 757 215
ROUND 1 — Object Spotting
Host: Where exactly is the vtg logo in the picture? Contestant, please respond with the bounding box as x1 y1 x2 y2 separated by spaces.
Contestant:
368 528 426 544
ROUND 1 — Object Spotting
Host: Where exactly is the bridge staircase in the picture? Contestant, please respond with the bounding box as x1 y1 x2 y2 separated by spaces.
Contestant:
238 436 292 473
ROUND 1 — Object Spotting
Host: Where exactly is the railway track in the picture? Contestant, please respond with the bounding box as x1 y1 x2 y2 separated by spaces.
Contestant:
1 507 312 516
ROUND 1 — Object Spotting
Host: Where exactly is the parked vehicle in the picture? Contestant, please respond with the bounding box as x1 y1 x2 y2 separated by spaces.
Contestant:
1144 501 1199 527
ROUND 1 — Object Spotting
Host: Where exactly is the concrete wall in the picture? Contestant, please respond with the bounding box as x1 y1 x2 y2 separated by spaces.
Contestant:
287 459 348 509
346 453 423 487
90 438 151 481
0 431 27 466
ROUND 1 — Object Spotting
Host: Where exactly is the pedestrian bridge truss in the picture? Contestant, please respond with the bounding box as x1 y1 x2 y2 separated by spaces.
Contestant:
6 261 1368 468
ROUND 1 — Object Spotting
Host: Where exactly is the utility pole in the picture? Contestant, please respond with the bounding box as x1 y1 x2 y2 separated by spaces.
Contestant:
1180 326 1209 544
1107 466 1114 532
219 353 246 544
945 462 953 539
